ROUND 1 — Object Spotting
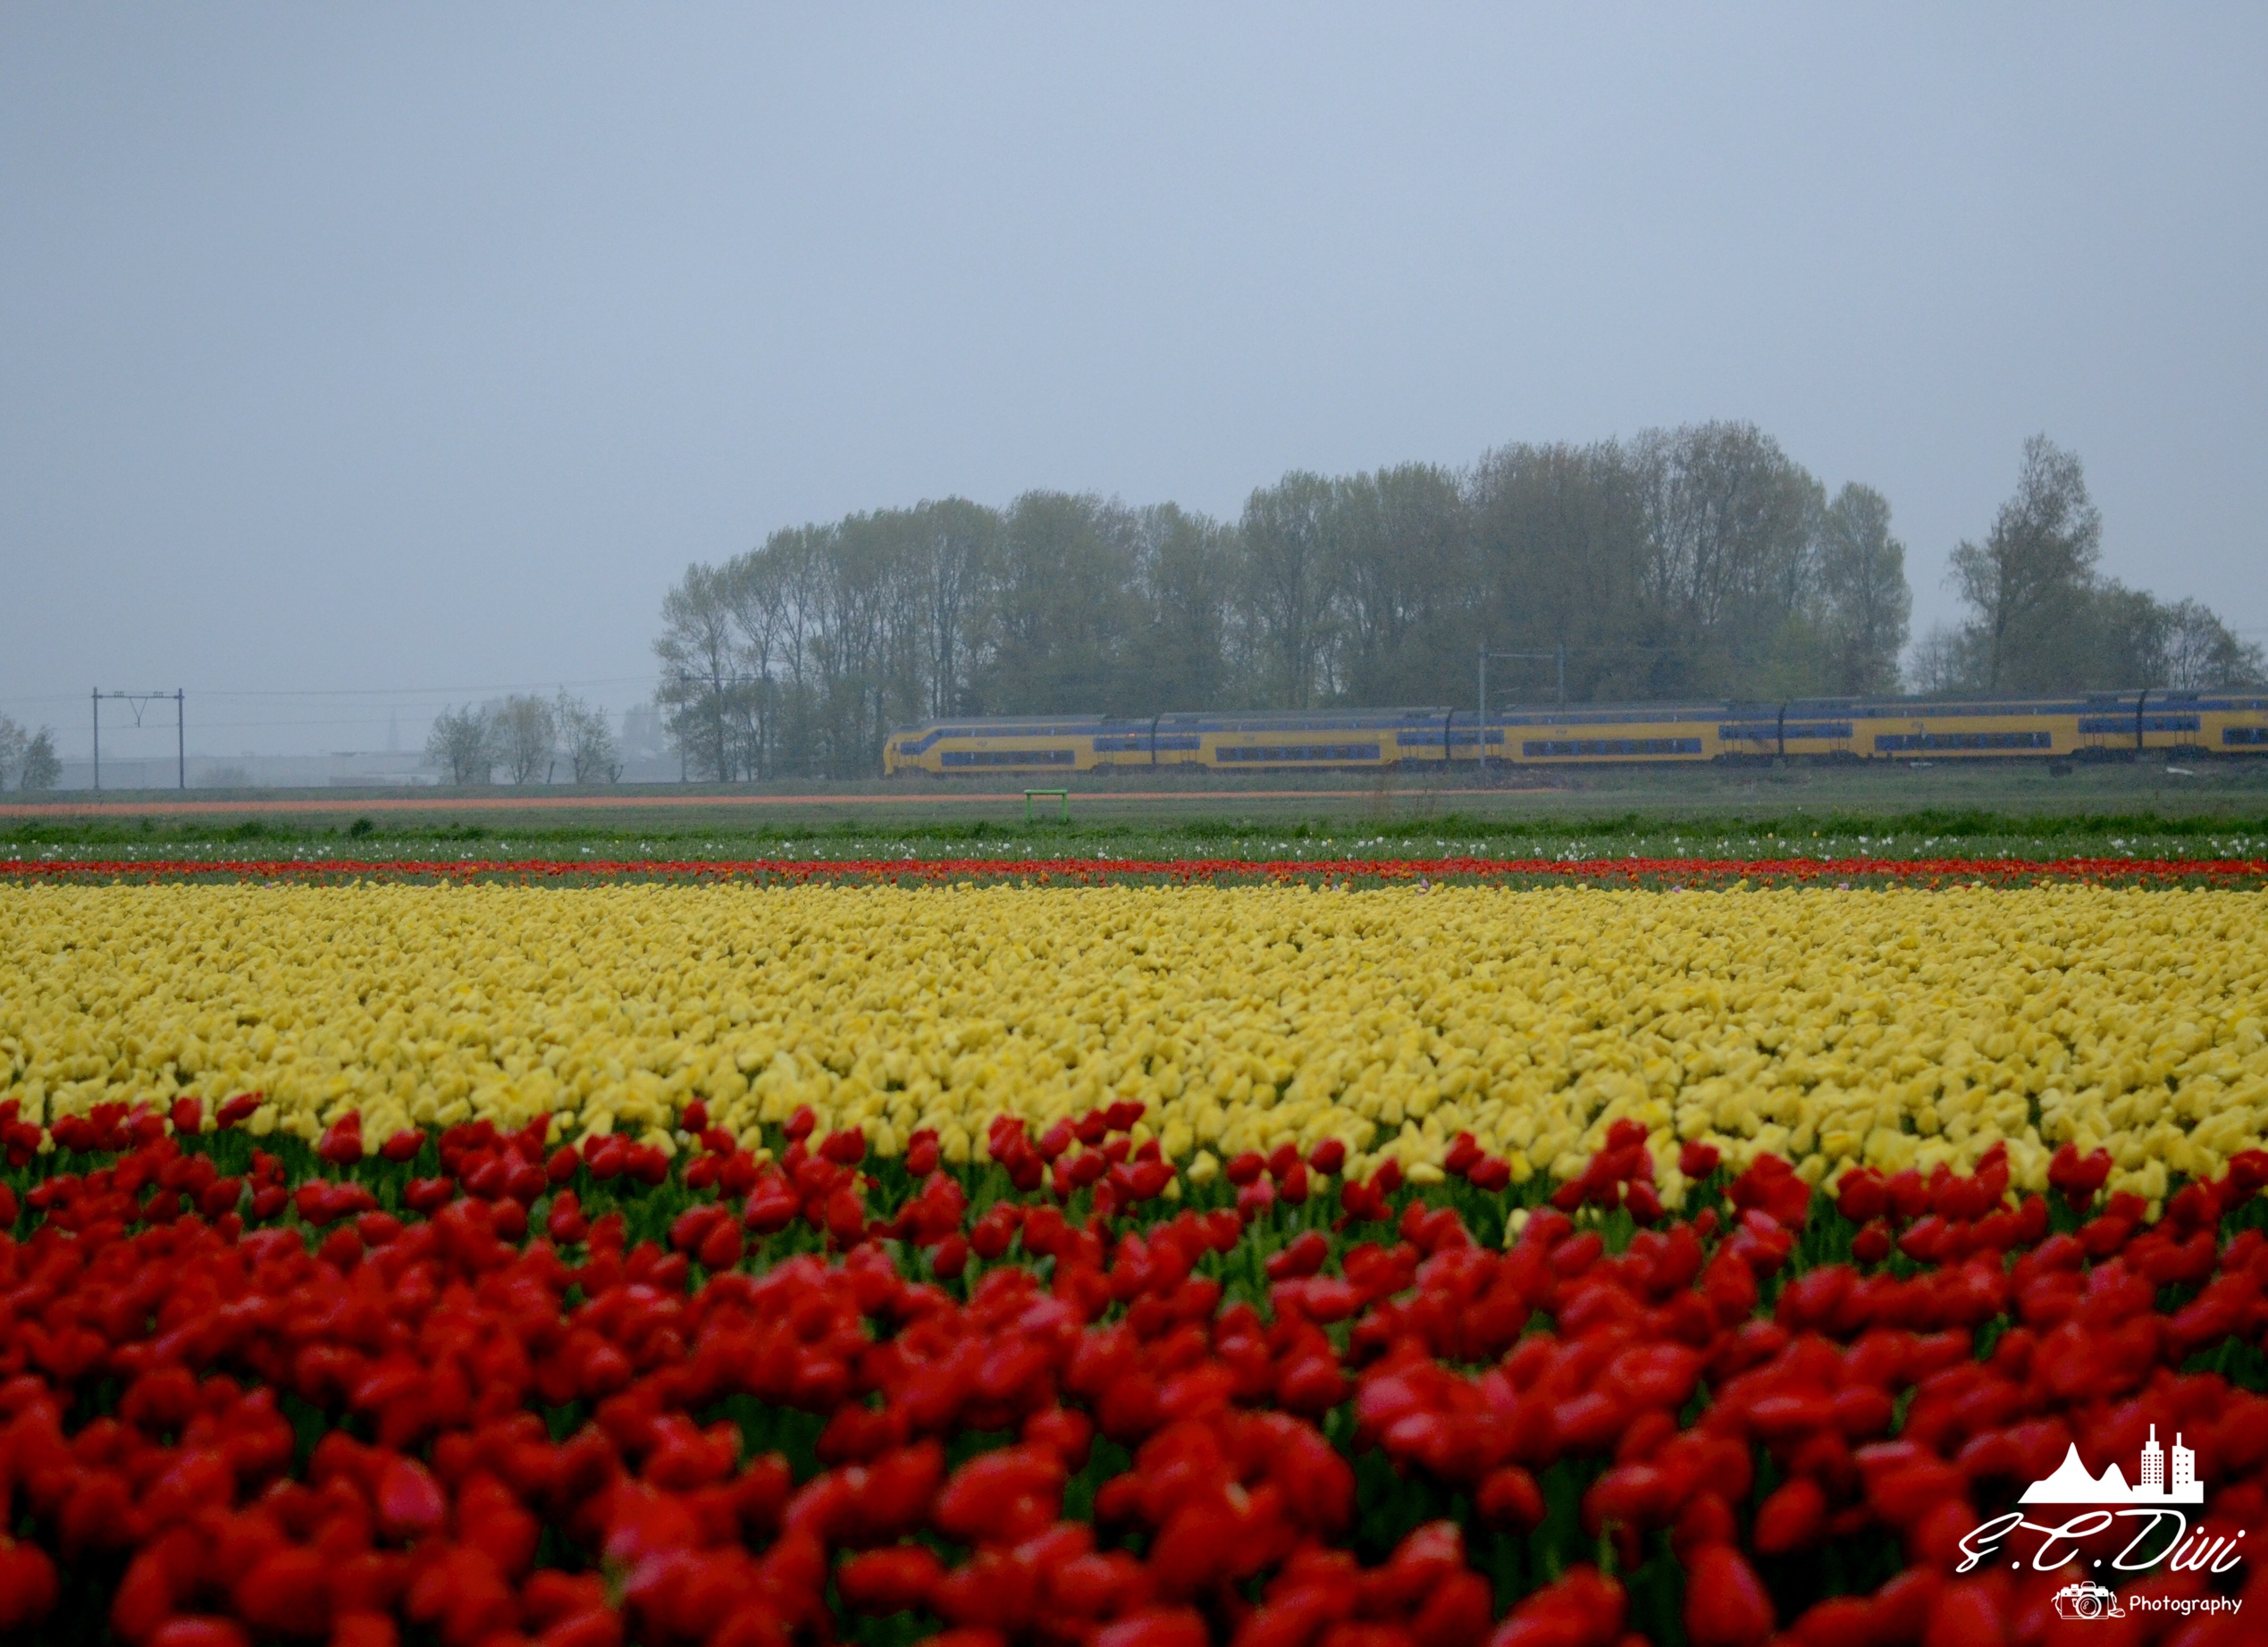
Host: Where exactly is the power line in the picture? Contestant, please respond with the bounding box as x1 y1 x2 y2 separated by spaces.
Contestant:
92 689 185 792
1 676 655 710
197 676 653 698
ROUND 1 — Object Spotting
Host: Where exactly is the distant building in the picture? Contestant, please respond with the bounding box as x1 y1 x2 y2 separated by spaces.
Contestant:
50 751 437 791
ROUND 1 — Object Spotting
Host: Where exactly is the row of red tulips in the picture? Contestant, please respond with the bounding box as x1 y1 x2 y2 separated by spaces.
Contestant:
2 1096 2265 1647
4 855 2262 885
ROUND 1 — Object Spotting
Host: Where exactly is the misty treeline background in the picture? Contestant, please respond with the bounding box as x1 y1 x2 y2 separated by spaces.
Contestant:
423 691 620 787
654 424 2262 781
0 715 62 792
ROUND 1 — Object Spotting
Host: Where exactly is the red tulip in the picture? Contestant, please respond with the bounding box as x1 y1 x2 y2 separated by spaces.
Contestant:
0 1539 58 1634
149 1622 253 1647
318 1114 365 1167
1684 1545 1774 1647
375 1457 446 1542
1753 1477 1827 1555
838 1547 945 1614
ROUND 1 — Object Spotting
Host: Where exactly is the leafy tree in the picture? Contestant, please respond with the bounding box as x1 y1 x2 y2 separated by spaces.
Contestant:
1936 438 2257 694
1814 483 1911 695
2078 581 2173 695
424 705 500 786
981 492 1144 714
2071 584 2266 693
1331 464 1474 705
1948 436 2102 691
1129 504 1239 711
0 716 23 789
1467 441 1651 704
1632 422 1824 697
1239 472 1339 709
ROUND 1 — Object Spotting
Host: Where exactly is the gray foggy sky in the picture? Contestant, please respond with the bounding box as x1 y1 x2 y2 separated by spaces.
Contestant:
4 5 2264 760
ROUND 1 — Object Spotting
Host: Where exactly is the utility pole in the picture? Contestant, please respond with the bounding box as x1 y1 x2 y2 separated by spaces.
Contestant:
1476 649 1569 775
1476 649 1487 776
90 688 187 791
668 668 770 784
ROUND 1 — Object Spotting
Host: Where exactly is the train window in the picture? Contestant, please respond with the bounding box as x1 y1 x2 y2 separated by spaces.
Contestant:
1521 737 1703 757
1717 722 1853 741
1216 744 1382 762
1396 727 1500 746
1093 735 1204 752
2079 714 2201 735
938 750 1076 767
1873 732 2052 752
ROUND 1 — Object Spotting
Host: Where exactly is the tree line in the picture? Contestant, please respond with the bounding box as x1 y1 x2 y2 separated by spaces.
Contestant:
1912 435 2261 696
423 693 621 786
652 424 2257 780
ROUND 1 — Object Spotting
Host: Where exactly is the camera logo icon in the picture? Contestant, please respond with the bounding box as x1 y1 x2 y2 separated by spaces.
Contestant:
2054 1581 2124 1621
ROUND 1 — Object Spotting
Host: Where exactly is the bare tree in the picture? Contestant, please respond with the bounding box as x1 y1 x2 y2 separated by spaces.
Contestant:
912 498 997 717
1948 435 2102 691
718 549 787 777
1239 472 1339 709
20 729 58 791
554 692 622 783
654 561 744 779
424 704 500 786
1905 623 1982 696
2161 601 2266 689
497 694 557 784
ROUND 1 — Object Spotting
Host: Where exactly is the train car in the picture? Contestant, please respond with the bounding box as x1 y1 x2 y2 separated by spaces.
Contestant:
880 691 2268 776
2205 691 2268 753
1842 690 2266 761
1196 710 1486 769
883 709 1483 775
1485 702 1726 763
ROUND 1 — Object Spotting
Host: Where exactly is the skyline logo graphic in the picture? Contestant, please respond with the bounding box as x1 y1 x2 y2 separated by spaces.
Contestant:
1959 1422 2243 1591
2021 1426 2205 1506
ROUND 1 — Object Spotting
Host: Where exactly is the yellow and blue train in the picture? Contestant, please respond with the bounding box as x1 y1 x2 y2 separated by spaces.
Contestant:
883 690 2268 776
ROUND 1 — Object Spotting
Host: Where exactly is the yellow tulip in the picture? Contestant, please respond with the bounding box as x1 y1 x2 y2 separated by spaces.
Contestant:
2 883 2261 1204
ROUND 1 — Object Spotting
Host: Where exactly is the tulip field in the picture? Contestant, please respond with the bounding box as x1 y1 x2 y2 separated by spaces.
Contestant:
3 863 2268 1647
